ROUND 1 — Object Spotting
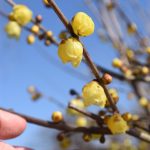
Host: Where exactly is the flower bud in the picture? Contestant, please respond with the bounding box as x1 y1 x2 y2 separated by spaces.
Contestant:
112 58 122 68
52 111 63 123
35 15 43 23
75 117 87 127
31 25 40 34
102 73 112 84
127 23 137 34
27 34 35 44
139 97 148 107
46 31 53 38
82 133 92 142
122 112 132 122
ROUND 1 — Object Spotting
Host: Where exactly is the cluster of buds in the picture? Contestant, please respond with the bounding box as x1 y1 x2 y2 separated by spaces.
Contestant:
27 85 42 101
26 13 53 46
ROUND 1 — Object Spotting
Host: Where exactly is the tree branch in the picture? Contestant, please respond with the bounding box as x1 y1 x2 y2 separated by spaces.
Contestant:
47 0 119 113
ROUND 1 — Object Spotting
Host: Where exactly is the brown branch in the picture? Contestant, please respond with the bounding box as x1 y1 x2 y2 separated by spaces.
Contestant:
47 0 119 113
133 123 150 133
1 107 150 143
0 107 110 134
127 129 150 143
68 104 103 126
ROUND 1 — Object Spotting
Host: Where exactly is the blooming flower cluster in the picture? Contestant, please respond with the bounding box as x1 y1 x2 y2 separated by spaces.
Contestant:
58 12 94 67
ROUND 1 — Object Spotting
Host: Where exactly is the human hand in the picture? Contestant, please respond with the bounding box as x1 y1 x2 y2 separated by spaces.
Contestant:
0 110 32 150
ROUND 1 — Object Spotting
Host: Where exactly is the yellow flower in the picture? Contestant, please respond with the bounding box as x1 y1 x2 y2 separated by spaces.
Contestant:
67 99 84 115
27 34 35 44
75 117 87 127
58 37 83 67
43 0 51 7
82 133 92 142
106 88 119 107
126 48 134 59
107 113 129 134
82 81 107 107
139 97 148 107
43 0 49 5
141 67 149 75
10 5 32 26
122 112 132 122
31 25 40 34
146 47 150 54
59 137 71 149
71 12 95 36
5 21 21 39
112 58 122 68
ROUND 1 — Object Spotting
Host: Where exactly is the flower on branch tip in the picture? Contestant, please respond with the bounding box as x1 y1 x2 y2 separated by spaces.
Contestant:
5 21 21 39
10 5 32 26
67 99 85 116
58 37 83 67
106 113 129 134
71 12 95 36
82 81 107 107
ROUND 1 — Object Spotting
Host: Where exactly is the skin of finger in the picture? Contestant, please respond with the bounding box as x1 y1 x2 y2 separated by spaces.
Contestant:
0 142 32 150
0 142 15 150
0 110 27 139
14 146 33 150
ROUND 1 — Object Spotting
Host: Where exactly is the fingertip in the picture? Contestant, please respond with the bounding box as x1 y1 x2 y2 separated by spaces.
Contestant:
0 142 15 150
0 110 27 139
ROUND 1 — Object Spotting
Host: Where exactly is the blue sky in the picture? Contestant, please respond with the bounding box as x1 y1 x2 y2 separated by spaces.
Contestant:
0 0 145 149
